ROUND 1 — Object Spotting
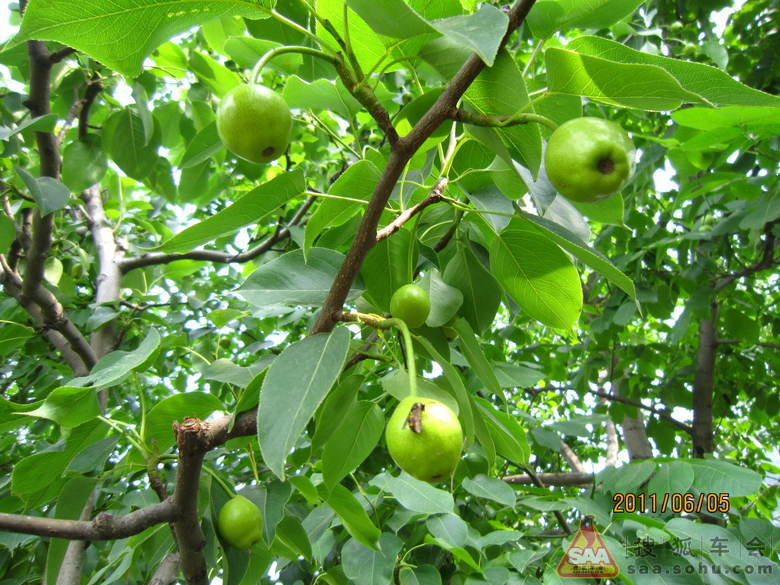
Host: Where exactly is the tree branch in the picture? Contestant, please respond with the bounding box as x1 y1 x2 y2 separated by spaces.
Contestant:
334 58 399 146
312 0 539 334
49 47 76 64
714 219 777 292
148 552 180 585
447 107 557 130
0 256 90 375
502 472 594 487
171 418 213 585
517 467 572 535
587 388 692 433
692 302 718 457
82 185 121 360
0 501 176 540
375 178 448 243
119 196 315 273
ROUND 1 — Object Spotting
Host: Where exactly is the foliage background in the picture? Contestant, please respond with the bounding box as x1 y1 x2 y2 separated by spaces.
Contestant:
0 1 778 584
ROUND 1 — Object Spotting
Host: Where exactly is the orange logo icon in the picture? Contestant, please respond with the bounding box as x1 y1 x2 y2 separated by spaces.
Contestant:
557 516 619 578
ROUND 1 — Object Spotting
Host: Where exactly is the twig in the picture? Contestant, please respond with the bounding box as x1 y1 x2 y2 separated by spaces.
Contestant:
448 107 557 130
519 467 572 535
714 219 777 292
375 178 448 243
119 196 316 273
586 388 692 433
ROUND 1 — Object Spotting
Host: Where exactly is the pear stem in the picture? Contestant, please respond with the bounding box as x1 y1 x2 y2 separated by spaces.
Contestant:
335 311 417 398
251 46 339 84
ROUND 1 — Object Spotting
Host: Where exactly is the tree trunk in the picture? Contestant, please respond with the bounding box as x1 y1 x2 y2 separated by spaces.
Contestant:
692 303 718 457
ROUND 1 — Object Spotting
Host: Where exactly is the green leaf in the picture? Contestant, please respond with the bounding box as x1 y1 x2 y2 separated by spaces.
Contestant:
238 248 364 308
312 375 362 451
382 370 460 415
161 169 305 252
528 0 646 38
665 517 780 580
442 244 501 334
323 401 384 488
323 484 381 550
257 327 351 479
317 0 385 74
272 516 312 561
647 461 694 501
489 219 582 329
225 37 303 72
0 215 15 254
179 121 222 169
283 76 362 118
462 474 516 508
61 136 108 191
465 51 542 174
201 356 273 388
689 459 763 498
346 0 433 39
568 36 780 108
370 472 454 515
68 329 161 390
14 0 273 77
419 269 463 328
15 166 69 215
431 5 508 67
144 392 224 454
474 398 530 465
399 565 442 585
0 113 57 140
102 108 161 180
189 51 241 98
22 386 100 428
305 161 382 255
600 460 657 493
342 533 404 585
494 363 545 388
360 228 416 312
413 335 474 441
426 513 468 548
452 317 501 397
545 48 704 111
12 421 106 506
45 477 99 585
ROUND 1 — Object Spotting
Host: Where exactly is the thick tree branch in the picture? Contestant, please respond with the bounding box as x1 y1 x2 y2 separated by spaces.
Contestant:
375 178 448 243
55 490 96 585
119 196 315 273
148 552 180 585
312 0 539 334
559 440 586 473
49 47 76 64
82 185 121 359
171 418 212 585
692 302 718 457
502 472 594 486
0 256 90 375
0 501 175 540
